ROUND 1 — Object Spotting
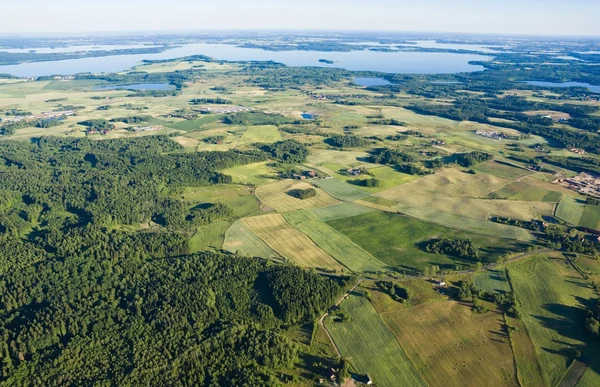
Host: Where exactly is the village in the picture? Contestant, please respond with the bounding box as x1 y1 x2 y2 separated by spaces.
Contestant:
0 110 74 124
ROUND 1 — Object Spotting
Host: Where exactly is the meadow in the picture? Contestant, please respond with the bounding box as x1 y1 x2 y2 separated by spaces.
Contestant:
555 196 600 230
222 219 280 259
473 267 512 294
326 291 425 387
254 179 339 212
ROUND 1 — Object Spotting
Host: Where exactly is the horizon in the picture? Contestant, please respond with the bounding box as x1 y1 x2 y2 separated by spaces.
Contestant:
1 0 599 37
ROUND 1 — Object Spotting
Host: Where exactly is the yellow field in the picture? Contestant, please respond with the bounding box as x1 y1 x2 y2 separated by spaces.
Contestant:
241 214 344 271
254 179 340 212
382 301 518 387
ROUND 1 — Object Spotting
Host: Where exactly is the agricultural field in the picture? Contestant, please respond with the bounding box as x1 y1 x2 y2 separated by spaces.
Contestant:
488 181 563 202
189 221 230 253
178 184 259 218
219 161 278 186
473 161 534 180
381 301 518 387
254 179 340 212
310 202 375 221
283 210 387 273
508 255 597 386
327 211 531 272
312 178 369 201
238 125 281 145
473 267 512 294
222 219 280 259
326 291 425 387
241 214 344 271
556 196 600 230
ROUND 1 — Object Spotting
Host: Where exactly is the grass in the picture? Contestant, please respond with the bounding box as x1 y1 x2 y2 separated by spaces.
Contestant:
189 221 230 253
222 219 280 259
312 178 369 201
360 195 399 207
219 161 278 186
488 181 563 202
327 211 530 272
255 180 340 212
178 185 259 218
283 210 387 273
473 160 533 180
504 314 546 387
307 149 372 169
310 202 375 222
555 196 600 229
241 214 344 271
578 362 600 387
473 267 512 294
508 255 597 387
381 301 518 387
163 115 224 131
238 125 281 145
326 291 425 387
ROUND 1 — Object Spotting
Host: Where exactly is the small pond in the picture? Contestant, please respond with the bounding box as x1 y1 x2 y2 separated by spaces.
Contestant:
301 113 314 119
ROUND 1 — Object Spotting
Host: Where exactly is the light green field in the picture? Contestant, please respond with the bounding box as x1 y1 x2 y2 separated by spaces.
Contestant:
488 181 563 202
578 362 600 387
327 211 531 272
326 292 425 387
241 214 344 271
222 219 280 259
473 161 533 180
312 178 369 201
382 301 517 387
178 185 259 218
255 179 340 212
284 210 387 273
508 255 596 387
555 196 600 230
219 161 278 186
189 221 230 253
310 202 375 222
360 195 399 207
306 149 372 168
238 125 281 145
164 115 224 131
474 267 512 294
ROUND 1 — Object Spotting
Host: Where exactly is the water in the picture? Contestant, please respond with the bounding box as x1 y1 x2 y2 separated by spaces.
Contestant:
301 113 314 119
93 83 175 91
431 81 463 84
525 81 600 93
354 77 392 86
0 44 160 54
0 43 491 77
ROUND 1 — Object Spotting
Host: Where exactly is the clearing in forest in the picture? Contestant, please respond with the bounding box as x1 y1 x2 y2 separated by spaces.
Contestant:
222 219 280 259
255 180 339 212
241 214 344 271
326 292 425 387
381 301 518 387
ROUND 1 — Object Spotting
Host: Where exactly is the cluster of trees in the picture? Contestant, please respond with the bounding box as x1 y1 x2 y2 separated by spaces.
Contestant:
260 140 309 164
425 238 480 260
369 147 415 165
288 188 317 200
110 115 152 124
202 135 226 144
585 299 600 336
370 118 406 126
1 118 62 136
377 281 409 302
325 134 366 148
354 178 380 187
223 112 296 126
455 151 493 167
190 98 232 105
77 118 115 131
490 216 544 231
540 227 600 255
543 156 600 175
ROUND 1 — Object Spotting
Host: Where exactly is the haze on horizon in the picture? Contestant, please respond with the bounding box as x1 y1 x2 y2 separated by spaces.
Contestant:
1 0 599 37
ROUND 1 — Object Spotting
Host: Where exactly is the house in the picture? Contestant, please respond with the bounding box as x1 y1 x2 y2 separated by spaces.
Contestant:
307 170 317 178
328 368 337 382
347 168 361 176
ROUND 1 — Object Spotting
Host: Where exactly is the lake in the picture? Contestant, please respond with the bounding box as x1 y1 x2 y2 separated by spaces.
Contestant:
354 77 392 86
525 81 600 93
93 83 175 91
301 113 314 119
0 43 491 77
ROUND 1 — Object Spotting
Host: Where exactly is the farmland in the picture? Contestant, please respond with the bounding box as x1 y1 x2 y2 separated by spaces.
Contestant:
241 214 344 271
325 291 425 387
555 196 600 230
473 267 512 294
255 180 340 212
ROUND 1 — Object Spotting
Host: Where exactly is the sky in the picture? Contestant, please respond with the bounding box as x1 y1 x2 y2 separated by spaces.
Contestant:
1 0 599 36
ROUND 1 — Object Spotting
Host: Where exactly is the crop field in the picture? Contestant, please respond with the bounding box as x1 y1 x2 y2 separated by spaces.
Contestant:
310 202 374 221
283 210 387 273
164 115 224 131
218 162 278 186
178 185 259 218
375 168 511 199
473 268 512 294
327 211 531 272
306 149 373 169
326 292 425 387
238 125 281 145
473 161 533 180
254 180 340 212
360 195 399 208
381 301 518 387
241 214 344 271
222 219 280 259
488 181 563 202
555 196 600 230
312 178 369 201
508 255 596 386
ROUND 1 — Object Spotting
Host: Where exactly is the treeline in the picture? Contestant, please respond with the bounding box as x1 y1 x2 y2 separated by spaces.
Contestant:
223 112 298 126
190 98 232 105
376 281 409 302
425 238 480 260
325 134 366 148
456 151 493 167
110 115 152 124
0 251 349 384
260 140 309 164
288 188 317 200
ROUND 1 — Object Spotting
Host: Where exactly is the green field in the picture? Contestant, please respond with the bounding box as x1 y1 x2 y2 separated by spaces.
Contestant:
556 196 600 230
488 181 563 202
326 292 425 387
284 210 387 273
474 267 512 294
360 195 399 208
178 185 260 218
219 161 278 186
189 221 230 253
222 219 280 259
310 202 375 221
238 125 281 145
163 115 224 131
473 161 533 180
508 255 596 386
327 211 530 272
312 178 369 201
